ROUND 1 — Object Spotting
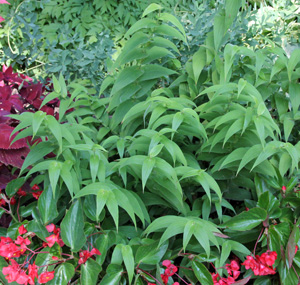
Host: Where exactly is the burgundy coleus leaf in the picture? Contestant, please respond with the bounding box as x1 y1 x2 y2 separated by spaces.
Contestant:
0 147 29 168
0 110 10 124
40 105 54 116
19 83 43 107
0 124 28 149
9 94 25 111
2 66 24 85
0 85 11 100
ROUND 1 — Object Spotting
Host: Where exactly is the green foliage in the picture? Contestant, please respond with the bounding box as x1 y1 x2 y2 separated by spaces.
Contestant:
1 1 300 284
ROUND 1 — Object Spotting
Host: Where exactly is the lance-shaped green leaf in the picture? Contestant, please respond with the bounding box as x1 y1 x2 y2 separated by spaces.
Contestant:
135 240 168 265
21 142 55 174
48 161 62 197
60 200 86 252
122 245 134 284
32 111 46 138
52 75 61 93
192 260 213 285
220 207 267 231
142 157 155 191
142 3 162 17
145 216 220 258
45 115 63 153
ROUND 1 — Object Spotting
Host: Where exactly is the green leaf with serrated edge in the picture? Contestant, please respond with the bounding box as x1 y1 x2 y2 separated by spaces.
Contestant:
5 178 25 198
142 157 155 191
81 259 102 285
38 184 58 224
52 75 61 93
60 200 86 252
122 245 134 284
192 260 213 285
221 207 267 231
142 3 162 17
21 142 55 174
47 263 75 285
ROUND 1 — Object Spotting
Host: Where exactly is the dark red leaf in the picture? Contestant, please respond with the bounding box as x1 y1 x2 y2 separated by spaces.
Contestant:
0 147 29 168
0 124 28 149
0 85 11 100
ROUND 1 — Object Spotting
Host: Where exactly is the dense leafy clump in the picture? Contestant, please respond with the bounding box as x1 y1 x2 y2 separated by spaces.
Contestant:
0 1 300 284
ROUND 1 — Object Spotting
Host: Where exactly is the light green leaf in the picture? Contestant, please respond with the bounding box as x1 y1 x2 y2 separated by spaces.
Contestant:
142 157 155 191
142 3 162 17
193 47 206 84
122 245 134 284
60 200 86 252
192 260 213 285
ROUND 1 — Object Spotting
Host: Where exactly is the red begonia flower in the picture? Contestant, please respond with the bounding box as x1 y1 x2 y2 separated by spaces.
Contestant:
31 184 40 191
18 225 27 235
38 271 55 284
32 191 43 199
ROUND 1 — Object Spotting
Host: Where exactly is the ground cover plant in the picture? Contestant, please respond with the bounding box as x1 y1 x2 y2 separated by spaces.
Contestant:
0 0 300 284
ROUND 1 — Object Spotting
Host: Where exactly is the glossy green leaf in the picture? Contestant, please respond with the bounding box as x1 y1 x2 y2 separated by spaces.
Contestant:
81 259 102 285
192 260 213 285
221 207 267 231
122 245 134 284
47 263 75 285
5 178 25 198
38 184 58 224
60 200 86 252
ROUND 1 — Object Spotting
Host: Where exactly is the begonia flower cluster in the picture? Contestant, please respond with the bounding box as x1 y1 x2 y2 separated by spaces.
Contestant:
1 225 54 284
242 251 277 276
212 260 240 285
